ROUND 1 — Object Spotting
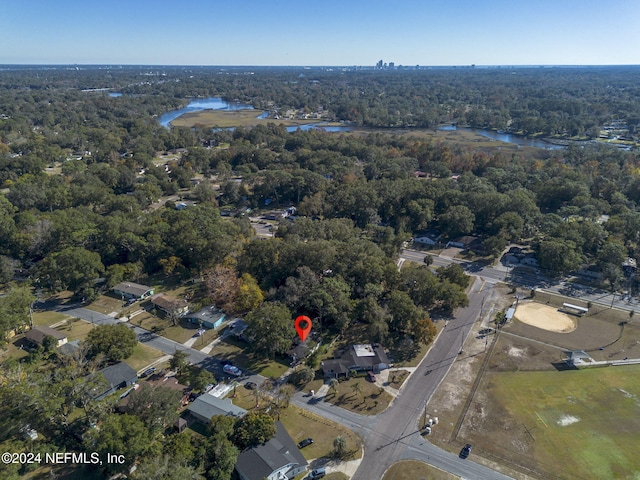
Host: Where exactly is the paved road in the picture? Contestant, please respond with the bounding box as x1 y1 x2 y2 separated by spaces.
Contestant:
400 249 638 313
294 278 514 480
49 304 266 384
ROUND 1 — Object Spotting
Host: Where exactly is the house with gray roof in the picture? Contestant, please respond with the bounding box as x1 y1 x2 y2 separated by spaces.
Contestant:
187 394 247 424
25 325 68 348
183 305 226 329
235 421 308 480
93 362 138 401
321 344 390 378
112 281 154 300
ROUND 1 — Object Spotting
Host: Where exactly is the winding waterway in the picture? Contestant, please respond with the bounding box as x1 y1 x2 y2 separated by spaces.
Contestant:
160 98 567 149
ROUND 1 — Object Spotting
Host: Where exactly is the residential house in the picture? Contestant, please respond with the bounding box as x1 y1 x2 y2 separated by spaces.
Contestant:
24 325 68 348
235 421 308 480
412 230 442 246
187 394 247 424
150 294 189 318
183 306 226 329
93 362 138 401
321 344 390 378
446 235 480 250
112 282 154 300
228 319 248 340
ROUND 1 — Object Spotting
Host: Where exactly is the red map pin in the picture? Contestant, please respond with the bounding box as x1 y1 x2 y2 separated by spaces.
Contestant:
294 315 312 342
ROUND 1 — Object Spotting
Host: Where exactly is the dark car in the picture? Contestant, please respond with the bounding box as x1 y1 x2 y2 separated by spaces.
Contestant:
459 443 472 459
244 381 257 390
297 438 313 449
142 367 156 377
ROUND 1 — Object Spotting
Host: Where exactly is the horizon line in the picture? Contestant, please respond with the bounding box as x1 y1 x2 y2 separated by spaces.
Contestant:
1 63 640 69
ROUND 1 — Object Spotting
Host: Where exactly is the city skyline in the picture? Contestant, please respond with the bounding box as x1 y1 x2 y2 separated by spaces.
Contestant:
2 0 639 66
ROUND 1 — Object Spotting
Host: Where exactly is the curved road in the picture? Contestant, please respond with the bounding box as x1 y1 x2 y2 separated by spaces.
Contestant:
294 278 514 479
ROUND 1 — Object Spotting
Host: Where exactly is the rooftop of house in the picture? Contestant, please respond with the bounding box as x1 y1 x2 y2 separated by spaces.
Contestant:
100 362 137 387
235 421 308 480
25 325 67 344
150 293 188 311
188 393 247 421
112 281 153 297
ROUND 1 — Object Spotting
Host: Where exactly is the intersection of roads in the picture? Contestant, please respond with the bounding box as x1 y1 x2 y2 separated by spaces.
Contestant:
44 248 631 479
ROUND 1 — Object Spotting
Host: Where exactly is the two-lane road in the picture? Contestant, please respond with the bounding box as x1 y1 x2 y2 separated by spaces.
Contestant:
294 278 514 480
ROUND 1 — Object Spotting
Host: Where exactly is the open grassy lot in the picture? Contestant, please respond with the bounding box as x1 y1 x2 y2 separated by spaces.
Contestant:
280 405 362 461
213 336 290 379
228 384 362 461
56 318 95 342
324 377 393 415
85 294 123 314
383 460 460 480
485 365 640 480
387 369 411 389
32 311 71 326
126 343 167 371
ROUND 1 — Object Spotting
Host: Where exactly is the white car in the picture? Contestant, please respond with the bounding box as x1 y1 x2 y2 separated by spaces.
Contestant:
223 364 242 376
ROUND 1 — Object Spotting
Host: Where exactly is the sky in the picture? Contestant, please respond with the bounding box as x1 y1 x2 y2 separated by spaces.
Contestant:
1 0 639 66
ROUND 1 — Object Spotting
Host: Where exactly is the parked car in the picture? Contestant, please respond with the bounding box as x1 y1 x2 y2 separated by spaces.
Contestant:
244 381 257 390
297 438 314 449
459 443 472 459
367 371 377 382
142 367 156 377
223 364 242 376
309 468 326 479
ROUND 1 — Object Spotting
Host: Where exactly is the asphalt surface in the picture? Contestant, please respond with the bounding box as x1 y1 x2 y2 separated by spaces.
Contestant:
47 304 266 383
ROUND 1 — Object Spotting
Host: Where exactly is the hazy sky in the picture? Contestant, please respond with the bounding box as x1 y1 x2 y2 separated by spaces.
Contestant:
2 0 639 66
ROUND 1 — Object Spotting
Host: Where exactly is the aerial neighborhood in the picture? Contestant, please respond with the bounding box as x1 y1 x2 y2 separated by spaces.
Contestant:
1 63 640 480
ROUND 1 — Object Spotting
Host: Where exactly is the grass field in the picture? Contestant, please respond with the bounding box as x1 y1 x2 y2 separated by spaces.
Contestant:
383 460 460 480
280 405 362 462
32 311 71 326
487 365 640 480
323 377 393 415
126 342 167 371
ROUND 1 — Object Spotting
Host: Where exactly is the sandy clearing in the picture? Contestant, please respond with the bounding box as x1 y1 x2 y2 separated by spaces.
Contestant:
514 302 577 333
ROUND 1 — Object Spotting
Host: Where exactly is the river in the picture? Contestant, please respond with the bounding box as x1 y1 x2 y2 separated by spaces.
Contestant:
160 98 566 149
438 125 564 150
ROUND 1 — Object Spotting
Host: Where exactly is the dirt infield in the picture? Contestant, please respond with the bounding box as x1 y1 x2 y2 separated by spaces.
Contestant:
514 302 577 333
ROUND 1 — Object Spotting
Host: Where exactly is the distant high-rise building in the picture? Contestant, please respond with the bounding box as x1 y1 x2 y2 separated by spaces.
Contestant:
389 62 395 69
376 59 383 69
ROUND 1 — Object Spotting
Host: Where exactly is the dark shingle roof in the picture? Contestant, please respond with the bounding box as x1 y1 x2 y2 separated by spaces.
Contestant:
235 421 307 480
100 362 137 387
25 325 67 344
112 282 153 297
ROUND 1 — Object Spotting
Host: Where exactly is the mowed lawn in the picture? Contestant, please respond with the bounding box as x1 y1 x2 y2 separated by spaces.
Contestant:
490 365 640 479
